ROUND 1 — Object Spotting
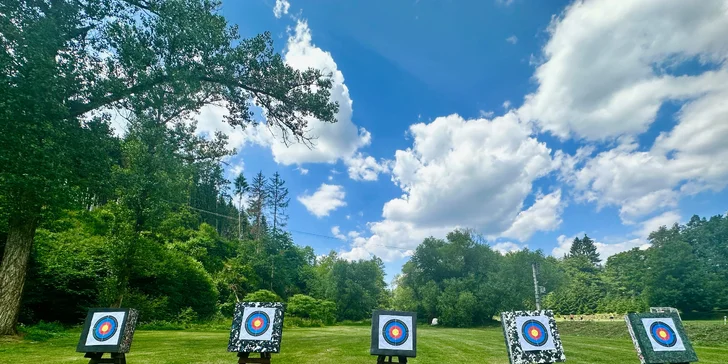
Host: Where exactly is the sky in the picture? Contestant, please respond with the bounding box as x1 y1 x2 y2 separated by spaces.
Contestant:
116 0 728 283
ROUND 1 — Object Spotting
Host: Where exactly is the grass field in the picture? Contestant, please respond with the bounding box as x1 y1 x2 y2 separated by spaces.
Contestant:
2 325 727 363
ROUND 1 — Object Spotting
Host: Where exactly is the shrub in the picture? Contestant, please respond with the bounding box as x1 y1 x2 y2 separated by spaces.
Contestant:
19 321 67 342
243 289 282 303
287 294 337 325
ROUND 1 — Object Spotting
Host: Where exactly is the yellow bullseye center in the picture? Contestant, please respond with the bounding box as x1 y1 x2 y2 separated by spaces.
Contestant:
531 329 539 337
659 330 667 339
101 324 109 333
392 328 400 337
253 319 262 328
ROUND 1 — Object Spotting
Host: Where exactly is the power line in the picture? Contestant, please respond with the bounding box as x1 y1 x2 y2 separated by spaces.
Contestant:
161 199 410 252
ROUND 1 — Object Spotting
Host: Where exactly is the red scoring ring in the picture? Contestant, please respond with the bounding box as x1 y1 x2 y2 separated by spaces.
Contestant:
656 328 671 340
528 327 543 340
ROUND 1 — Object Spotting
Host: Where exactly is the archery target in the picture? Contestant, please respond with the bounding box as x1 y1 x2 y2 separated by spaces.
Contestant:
515 315 556 351
377 315 413 351
641 318 685 352
238 307 278 341
84 311 126 346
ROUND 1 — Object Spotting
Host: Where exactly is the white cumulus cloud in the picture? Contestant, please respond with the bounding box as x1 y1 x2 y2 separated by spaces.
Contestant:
492 242 527 255
635 210 682 240
340 112 561 261
526 0 728 222
273 0 290 18
252 20 380 178
298 184 347 218
519 0 728 141
500 189 564 242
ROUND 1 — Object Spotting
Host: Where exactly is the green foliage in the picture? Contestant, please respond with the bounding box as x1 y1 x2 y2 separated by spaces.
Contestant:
1 0 340 333
568 234 601 266
328 257 388 321
21 211 109 324
243 290 282 303
398 229 558 327
18 321 67 342
287 294 337 325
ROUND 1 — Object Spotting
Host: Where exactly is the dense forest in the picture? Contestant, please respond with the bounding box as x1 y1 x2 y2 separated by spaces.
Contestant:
2 0 727 335
392 218 728 327
0 104 388 327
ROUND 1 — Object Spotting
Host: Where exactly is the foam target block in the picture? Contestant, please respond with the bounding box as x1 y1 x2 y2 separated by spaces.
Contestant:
625 312 699 363
501 310 566 364
370 310 417 358
76 308 138 353
228 302 285 353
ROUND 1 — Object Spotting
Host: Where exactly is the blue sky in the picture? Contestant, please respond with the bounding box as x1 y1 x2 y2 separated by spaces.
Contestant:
180 0 728 283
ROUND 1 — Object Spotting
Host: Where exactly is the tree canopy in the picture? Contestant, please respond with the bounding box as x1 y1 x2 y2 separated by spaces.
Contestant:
0 0 338 334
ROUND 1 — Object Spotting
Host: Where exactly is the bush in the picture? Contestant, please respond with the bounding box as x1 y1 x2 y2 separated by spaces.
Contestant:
19 321 67 342
243 289 282 303
287 294 337 325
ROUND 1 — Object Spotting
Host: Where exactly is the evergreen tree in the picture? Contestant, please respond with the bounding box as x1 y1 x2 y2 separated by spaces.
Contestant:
569 234 601 266
233 173 250 239
247 172 268 241
266 172 290 232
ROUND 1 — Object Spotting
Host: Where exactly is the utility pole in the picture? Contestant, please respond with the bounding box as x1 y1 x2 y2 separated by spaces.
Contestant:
532 263 541 311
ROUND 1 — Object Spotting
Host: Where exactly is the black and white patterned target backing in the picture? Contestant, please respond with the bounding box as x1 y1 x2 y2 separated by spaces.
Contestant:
370 310 417 357
76 308 139 353
228 302 285 353
501 310 565 364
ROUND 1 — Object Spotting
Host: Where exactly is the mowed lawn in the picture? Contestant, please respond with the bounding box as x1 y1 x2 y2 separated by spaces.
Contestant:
2 325 727 363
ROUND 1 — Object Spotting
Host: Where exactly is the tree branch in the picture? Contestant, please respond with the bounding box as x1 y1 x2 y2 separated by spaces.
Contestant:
68 74 170 117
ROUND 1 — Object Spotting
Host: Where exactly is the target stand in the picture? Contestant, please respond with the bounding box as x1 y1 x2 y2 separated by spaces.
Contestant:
83 352 126 364
625 312 698 364
370 310 417 363
236 352 272 364
228 302 285 364
76 308 138 364
375 355 408 363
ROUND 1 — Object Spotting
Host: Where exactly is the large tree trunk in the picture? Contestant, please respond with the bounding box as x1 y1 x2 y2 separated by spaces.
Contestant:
0 216 38 335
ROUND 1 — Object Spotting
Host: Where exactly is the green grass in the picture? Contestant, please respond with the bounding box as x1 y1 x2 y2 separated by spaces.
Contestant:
2 325 727 363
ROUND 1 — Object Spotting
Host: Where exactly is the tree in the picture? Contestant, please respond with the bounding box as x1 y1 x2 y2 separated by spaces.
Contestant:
248 171 268 240
247 172 268 242
569 234 601 266
644 225 711 312
266 172 290 232
0 0 338 334
233 173 250 239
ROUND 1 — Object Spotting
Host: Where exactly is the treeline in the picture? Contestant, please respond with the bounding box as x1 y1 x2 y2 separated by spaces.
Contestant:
392 216 728 327
1 115 386 326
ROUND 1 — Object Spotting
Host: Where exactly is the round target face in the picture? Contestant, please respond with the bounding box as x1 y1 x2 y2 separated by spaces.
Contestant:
92 316 119 342
244 311 271 337
382 319 409 346
521 319 549 347
650 321 677 347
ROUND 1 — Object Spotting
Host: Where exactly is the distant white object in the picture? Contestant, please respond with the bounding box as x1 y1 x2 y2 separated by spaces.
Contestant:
650 307 681 320
431 318 439 326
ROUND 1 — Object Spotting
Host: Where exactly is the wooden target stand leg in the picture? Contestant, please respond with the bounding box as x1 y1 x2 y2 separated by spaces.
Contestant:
237 352 272 364
376 355 408 363
84 352 127 364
